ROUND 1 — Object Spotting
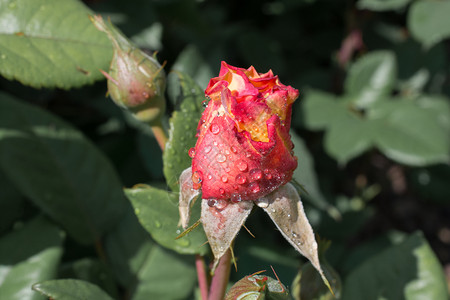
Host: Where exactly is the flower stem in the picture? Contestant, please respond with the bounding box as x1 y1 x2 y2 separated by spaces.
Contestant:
208 249 231 300
196 255 209 300
150 119 168 151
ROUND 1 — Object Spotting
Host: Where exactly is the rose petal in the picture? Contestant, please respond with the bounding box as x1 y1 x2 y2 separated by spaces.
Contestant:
178 167 200 229
259 183 327 285
201 200 254 270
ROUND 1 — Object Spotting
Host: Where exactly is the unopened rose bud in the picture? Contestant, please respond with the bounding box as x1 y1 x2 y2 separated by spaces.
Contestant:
90 15 166 123
190 61 299 201
225 273 289 300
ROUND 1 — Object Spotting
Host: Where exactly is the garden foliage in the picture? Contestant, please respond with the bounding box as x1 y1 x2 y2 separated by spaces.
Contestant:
0 0 449 299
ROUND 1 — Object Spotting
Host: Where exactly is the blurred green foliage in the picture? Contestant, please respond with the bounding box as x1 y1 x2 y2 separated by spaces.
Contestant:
0 0 449 299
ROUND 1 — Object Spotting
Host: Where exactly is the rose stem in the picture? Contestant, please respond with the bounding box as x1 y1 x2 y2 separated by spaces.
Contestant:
150 119 168 151
208 249 231 300
196 255 209 300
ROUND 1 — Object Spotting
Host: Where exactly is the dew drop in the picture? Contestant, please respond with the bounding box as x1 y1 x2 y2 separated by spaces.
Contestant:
192 171 203 184
219 188 225 195
256 198 269 208
230 193 242 203
213 141 218 146
207 174 212 180
235 174 247 185
221 175 228 183
204 145 212 154
264 169 272 180
176 229 181 235
230 146 237 153
154 220 161 228
249 168 263 180
236 160 248 172
216 153 227 163
249 182 260 193
210 124 220 135
215 199 228 210
188 147 196 158
218 223 225 229
291 232 298 238
207 199 217 207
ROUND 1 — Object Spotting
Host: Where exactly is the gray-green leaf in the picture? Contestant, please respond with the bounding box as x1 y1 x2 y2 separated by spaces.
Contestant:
163 71 205 192
33 279 113 300
343 232 449 300
0 93 127 244
408 0 450 49
0 216 63 300
127 186 208 255
0 0 112 89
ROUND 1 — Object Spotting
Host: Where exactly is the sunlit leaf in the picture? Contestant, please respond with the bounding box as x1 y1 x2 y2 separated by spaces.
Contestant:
0 0 112 89
126 186 208 255
33 279 113 300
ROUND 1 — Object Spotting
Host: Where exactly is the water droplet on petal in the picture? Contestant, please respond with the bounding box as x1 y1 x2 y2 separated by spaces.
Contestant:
218 223 225 229
210 124 220 134
219 188 225 195
221 175 228 183
207 174 212 180
213 141 218 146
216 153 227 163
256 198 269 208
204 145 212 154
291 232 298 238
215 199 228 210
230 146 237 153
207 199 217 207
236 160 248 172
235 174 247 185
264 169 272 180
249 182 260 193
192 171 203 184
188 147 196 158
230 193 242 203
249 168 263 180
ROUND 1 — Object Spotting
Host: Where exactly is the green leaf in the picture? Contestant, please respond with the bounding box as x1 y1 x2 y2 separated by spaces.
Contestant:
291 131 339 218
0 169 24 234
408 0 450 49
343 232 449 300
163 71 205 192
132 245 197 300
369 100 450 166
0 0 112 89
126 186 208 255
171 44 214 90
105 205 155 287
58 258 118 299
0 216 63 300
345 51 397 109
356 0 412 11
324 114 373 164
302 89 347 130
33 279 113 300
0 94 127 244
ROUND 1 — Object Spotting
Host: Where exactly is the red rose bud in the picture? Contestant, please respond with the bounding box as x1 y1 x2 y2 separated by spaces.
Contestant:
190 61 299 201
91 15 166 123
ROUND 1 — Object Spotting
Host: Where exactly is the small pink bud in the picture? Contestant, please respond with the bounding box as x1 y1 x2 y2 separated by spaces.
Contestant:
91 15 166 123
